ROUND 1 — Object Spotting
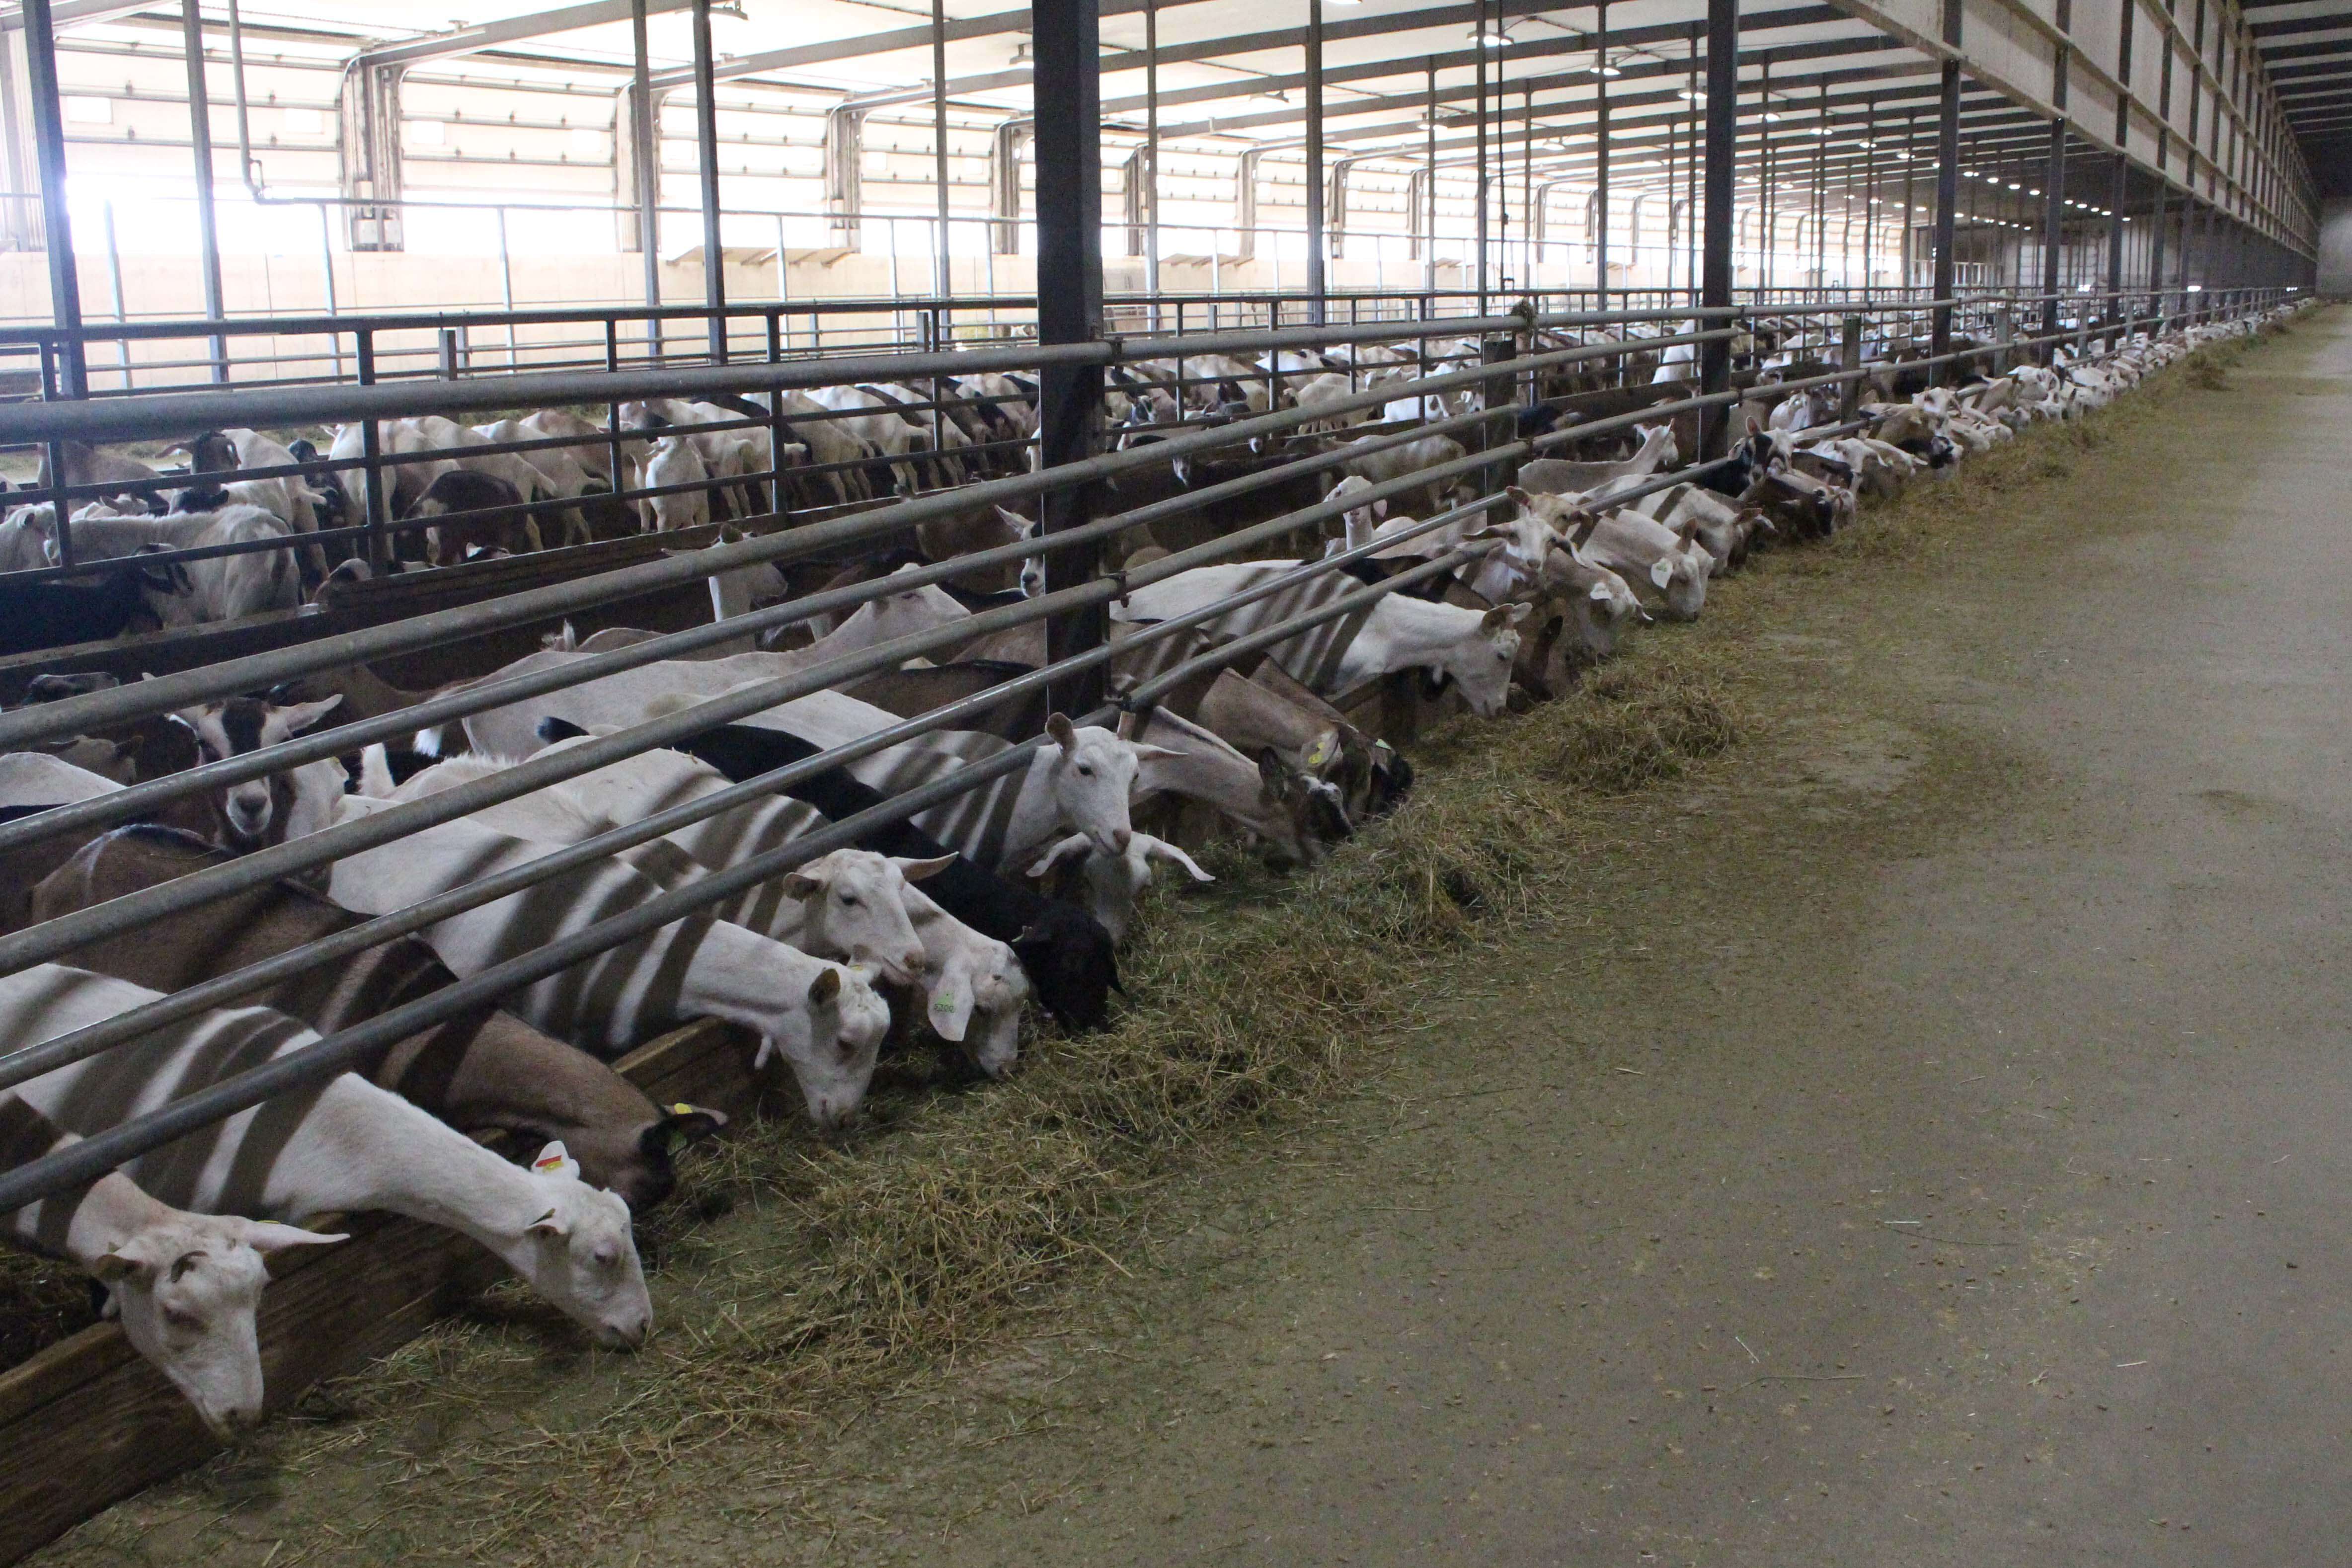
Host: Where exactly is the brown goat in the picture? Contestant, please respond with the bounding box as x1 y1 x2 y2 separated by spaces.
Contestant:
30 826 724 1208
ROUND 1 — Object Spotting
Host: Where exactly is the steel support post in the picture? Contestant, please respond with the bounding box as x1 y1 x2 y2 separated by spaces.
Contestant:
180 0 227 383
2040 117 2065 340
1304 0 1325 323
1697 0 1735 457
1594 0 1609 313
691 0 726 362
23 0 83 402
1422 62 1437 292
1838 314 1863 418
1143 0 1159 311
1032 0 1106 717
2105 155 2126 340
933 0 952 303
631 0 664 360
2148 164 2167 325
1479 335 1517 493
1474 0 1489 312
1928 0 1961 379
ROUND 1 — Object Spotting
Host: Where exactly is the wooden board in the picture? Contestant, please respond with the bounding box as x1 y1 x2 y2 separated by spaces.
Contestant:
0 1017 755 1567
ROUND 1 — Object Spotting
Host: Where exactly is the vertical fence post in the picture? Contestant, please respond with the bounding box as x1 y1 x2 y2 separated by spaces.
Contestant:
1032 0 1106 718
767 309 790 522
1698 0 1736 458
1478 335 1517 495
605 317 627 526
356 328 390 572
1837 314 1863 418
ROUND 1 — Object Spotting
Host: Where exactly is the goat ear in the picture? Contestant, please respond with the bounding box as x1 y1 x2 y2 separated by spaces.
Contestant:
90 1251 149 1285
527 1208 569 1239
1142 836 1217 883
239 1220 348 1253
1477 605 1516 634
1026 835 1089 880
1127 743 1185 762
1045 712 1078 750
925 982 975 1043
1505 485 1535 509
643 1103 728 1158
1256 747 1295 802
892 854 957 882
1113 708 1136 742
805 966 842 1006
273 696 343 737
530 1142 582 1182
780 869 825 899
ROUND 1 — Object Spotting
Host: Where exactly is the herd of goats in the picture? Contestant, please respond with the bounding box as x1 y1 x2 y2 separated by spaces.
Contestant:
0 302 2291 1447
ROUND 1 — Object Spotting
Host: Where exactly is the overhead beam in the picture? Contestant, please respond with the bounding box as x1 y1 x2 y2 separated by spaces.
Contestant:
643 0 1219 91
1097 4 1845 117
0 0 150 32
353 0 696 71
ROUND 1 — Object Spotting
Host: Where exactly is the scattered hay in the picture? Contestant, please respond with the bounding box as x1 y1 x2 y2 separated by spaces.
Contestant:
1550 668 1741 794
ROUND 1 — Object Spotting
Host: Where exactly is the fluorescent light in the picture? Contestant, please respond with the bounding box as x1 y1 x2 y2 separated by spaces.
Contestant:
1680 90 1705 102
1475 28 1510 47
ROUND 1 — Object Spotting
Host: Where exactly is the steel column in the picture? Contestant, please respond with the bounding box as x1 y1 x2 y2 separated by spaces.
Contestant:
1305 0 1325 323
180 0 226 382
1698 0 1733 455
1475 0 1489 311
631 0 663 360
1423 61 1436 291
1032 0 1106 716
691 0 726 362
2040 117 2065 338
1928 0 1961 376
1594 0 1609 312
933 0 952 301
21 0 79 399
1144 0 1159 307
1812 78 1826 289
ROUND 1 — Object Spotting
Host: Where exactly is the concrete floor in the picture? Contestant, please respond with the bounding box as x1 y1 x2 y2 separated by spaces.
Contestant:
889 310 2352 1566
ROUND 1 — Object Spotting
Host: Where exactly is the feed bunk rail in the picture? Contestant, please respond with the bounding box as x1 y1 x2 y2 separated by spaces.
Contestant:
0 290 2284 1212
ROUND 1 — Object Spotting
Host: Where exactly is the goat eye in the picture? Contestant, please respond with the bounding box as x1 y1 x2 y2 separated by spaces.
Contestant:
1077 766 1093 778
839 894 859 907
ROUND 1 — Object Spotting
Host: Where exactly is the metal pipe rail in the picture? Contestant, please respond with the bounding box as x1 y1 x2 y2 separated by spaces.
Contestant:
0 315 1728 752
0 291 2293 1212
0 527 1503 1210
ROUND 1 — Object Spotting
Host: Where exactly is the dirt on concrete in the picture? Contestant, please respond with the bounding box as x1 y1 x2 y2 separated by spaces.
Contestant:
39 309 2346 1568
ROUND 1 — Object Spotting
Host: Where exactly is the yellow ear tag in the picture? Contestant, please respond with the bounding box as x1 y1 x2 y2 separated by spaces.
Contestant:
671 1103 695 1116
532 1152 568 1174
931 995 958 1014
1305 736 1333 769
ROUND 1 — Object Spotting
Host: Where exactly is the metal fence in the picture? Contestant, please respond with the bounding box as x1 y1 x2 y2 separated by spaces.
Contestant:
0 284 2290 1212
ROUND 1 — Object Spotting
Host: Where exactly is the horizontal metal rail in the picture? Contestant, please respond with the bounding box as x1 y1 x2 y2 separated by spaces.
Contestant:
0 292 2293 1211
0 322 1699 749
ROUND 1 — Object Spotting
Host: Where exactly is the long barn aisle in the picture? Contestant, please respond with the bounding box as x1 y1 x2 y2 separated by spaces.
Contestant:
814 309 2352 1567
